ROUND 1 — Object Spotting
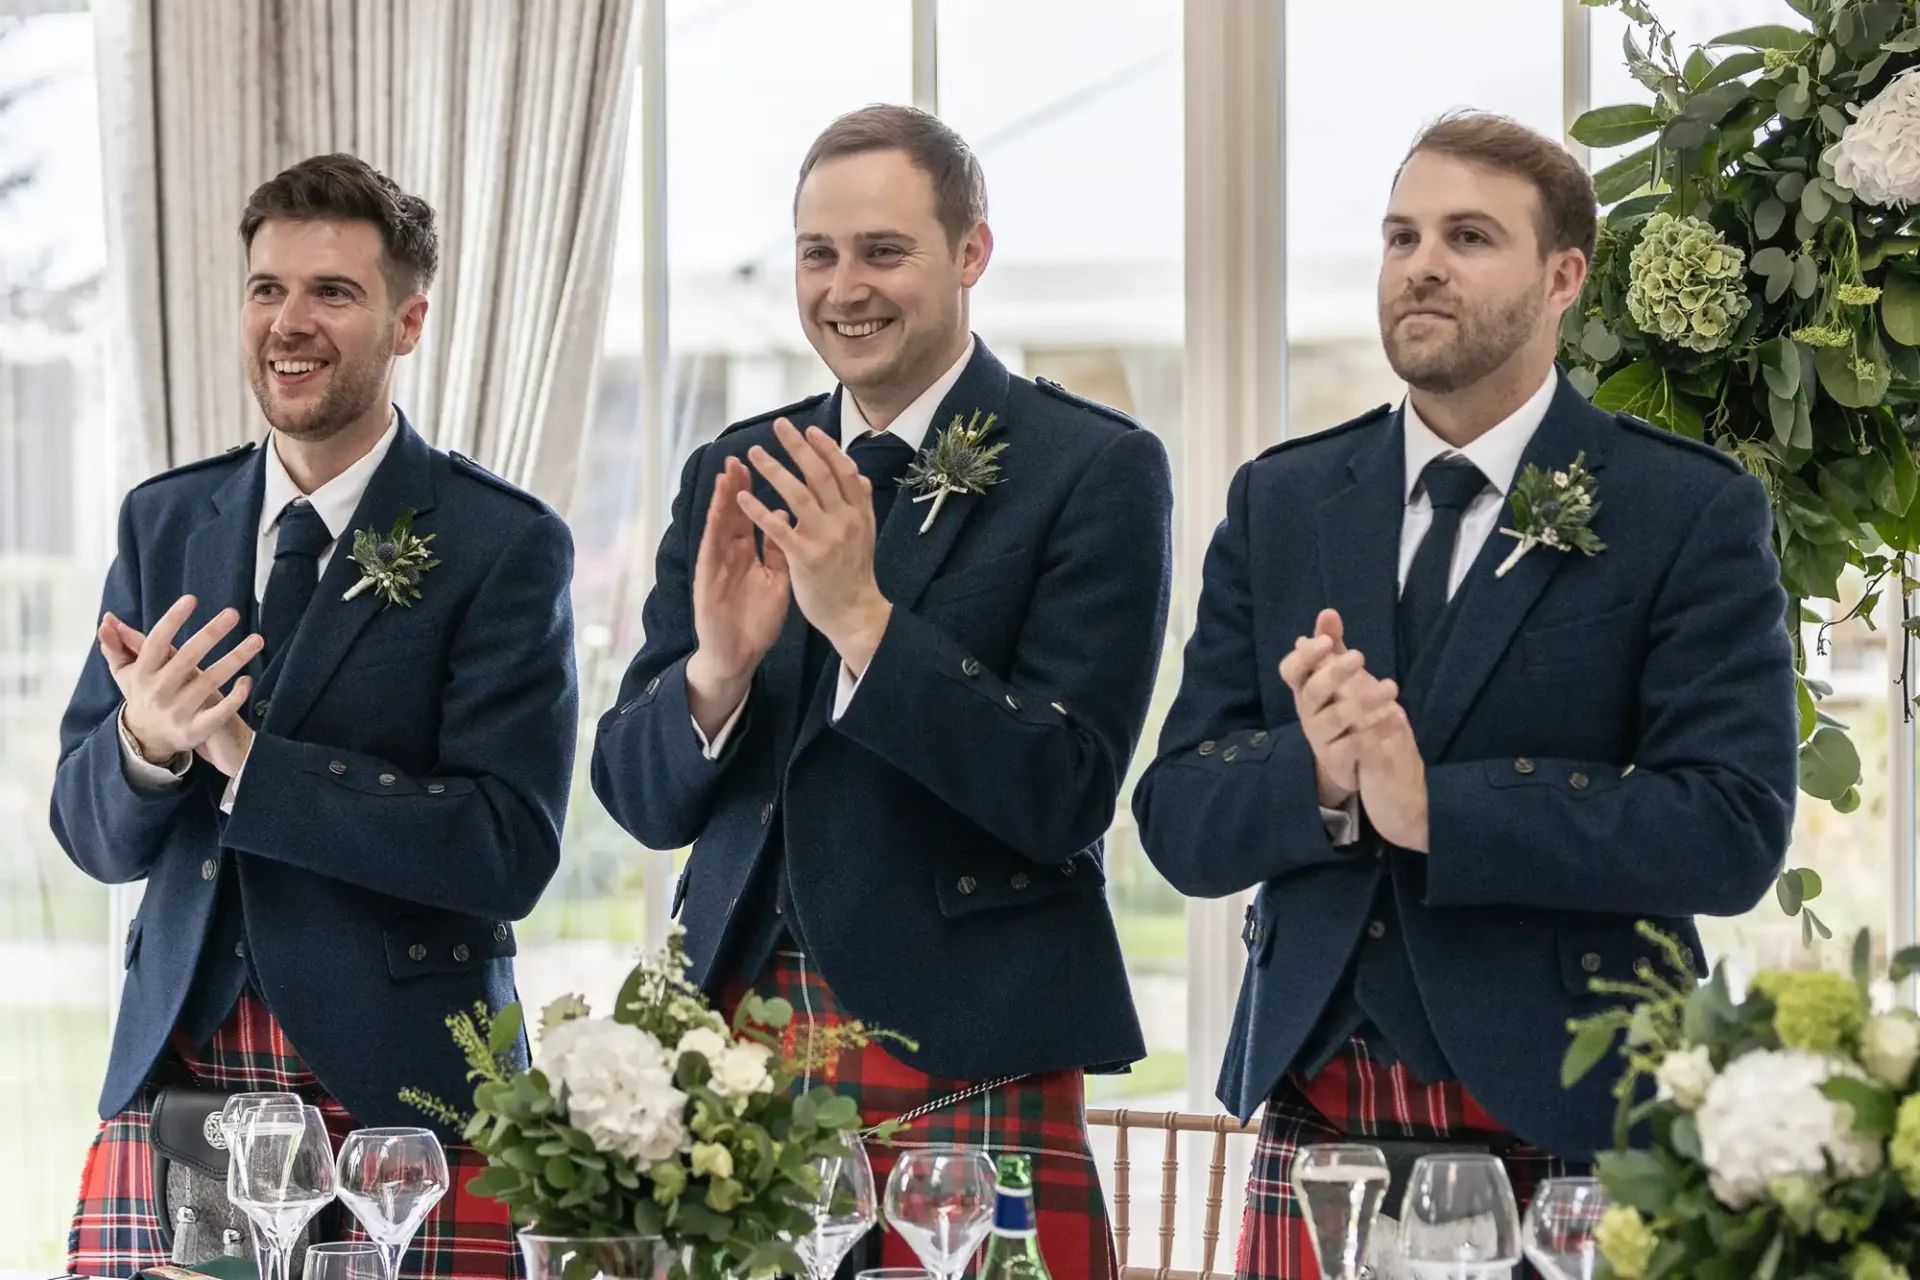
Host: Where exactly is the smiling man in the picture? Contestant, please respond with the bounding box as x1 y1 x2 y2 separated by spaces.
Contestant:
592 104 1173 1276
1132 113 1798 1279
53 153 576 1280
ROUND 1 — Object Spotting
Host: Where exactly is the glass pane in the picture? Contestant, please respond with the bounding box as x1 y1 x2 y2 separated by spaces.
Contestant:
0 8 111 1270
940 0 1186 1109
1285 1 1564 434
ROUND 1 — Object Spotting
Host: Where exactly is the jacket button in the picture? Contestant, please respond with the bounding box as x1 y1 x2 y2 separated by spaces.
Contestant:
957 875 978 895
1011 872 1031 891
1366 919 1387 940
452 944 470 963
1060 860 1078 877
1197 741 1216 756
1050 701 1068 715
408 944 427 962
1514 757 1535 775
1251 730 1268 745
760 801 775 824
493 923 510 942
234 941 246 958
253 699 270 718
378 773 397 787
1569 771 1590 790
201 859 218 881
646 676 661 695
1581 951 1603 974
426 782 446 795
329 760 347 776
961 657 982 677
1004 693 1022 711
1223 745 1239 762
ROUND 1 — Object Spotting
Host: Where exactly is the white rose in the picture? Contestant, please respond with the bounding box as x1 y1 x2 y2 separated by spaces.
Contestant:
1862 1013 1920 1088
1695 1049 1883 1209
711 1041 775 1101
1827 66 1920 209
676 1027 730 1069
537 1017 689 1164
1655 1045 1716 1111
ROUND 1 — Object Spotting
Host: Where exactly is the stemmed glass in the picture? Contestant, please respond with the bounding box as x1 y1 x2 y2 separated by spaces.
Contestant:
1290 1143 1390 1280
217 1093 304 1262
227 1103 337 1280
795 1141 877 1280
1522 1177 1610 1280
881 1149 996 1280
1397 1153 1522 1279
334 1127 451 1280
301 1241 387 1280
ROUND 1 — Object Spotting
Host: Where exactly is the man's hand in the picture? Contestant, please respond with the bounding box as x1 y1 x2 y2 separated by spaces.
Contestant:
1353 702 1429 852
687 454 792 738
102 596 260 769
106 612 258 777
1278 608 1399 807
738 418 893 675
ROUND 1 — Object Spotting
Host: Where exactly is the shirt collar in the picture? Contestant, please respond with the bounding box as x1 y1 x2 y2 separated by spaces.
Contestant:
836 336 977 454
1402 368 1558 501
261 410 401 540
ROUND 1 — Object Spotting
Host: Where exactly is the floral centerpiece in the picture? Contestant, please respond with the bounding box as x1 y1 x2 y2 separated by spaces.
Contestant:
1565 0 1920 935
403 927 906 1280
1564 925 1920 1279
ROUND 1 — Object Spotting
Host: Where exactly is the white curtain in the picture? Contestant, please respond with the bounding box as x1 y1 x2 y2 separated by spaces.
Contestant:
93 0 636 508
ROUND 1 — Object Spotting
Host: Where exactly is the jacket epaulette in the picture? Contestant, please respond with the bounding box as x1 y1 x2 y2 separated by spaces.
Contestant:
1254 403 1392 462
449 451 548 510
1609 411 1743 473
1033 376 1140 429
131 440 258 491
716 391 834 440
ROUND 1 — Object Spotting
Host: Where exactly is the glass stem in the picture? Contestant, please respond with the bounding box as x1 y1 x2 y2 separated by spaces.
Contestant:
382 1240 405 1280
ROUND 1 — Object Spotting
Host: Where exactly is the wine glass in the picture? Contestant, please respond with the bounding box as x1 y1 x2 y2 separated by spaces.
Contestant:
334 1127 451 1280
301 1242 386 1280
1290 1143 1390 1280
217 1092 304 1261
855 1271 934 1278
1522 1177 1610 1280
227 1103 337 1280
1398 1153 1521 1280
795 1141 877 1280
882 1148 996 1280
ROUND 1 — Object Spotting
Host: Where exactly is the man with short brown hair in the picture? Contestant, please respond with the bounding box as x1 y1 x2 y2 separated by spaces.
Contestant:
1135 112 1797 1279
54 152 575 1280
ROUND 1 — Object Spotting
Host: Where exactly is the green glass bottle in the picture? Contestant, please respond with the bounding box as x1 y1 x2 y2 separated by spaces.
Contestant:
977 1154 1052 1280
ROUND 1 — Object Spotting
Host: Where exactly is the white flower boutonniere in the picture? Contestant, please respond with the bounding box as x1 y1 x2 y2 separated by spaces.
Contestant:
1495 452 1606 578
342 512 439 606
903 409 1007 534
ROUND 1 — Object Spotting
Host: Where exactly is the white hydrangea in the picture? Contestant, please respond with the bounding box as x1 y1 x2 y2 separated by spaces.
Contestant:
710 1041 776 1103
676 1026 730 1069
1862 1013 1920 1088
537 1017 689 1164
1695 1049 1883 1209
1828 67 1920 209
1655 1045 1716 1111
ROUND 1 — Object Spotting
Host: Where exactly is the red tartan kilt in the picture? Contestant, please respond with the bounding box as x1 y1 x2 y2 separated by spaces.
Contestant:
68 991 516 1280
1235 1039 1576 1280
727 950 1117 1280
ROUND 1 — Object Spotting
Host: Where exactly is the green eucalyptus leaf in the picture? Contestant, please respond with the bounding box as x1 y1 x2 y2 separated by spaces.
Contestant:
1793 252 1820 299
1797 673 1817 741
1754 197 1787 240
1802 181 1833 223
1885 273 1920 348
489 1002 524 1059
1571 104 1665 147
1711 24 1811 51
1581 318 1623 363
1778 81 1812 118
1775 172 1808 203
1836 785 1863 813
1699 50 1768 90
1800 725 1863 800
1816 343 1893 408
1562 1023 1619 1088
1751 245 1792 277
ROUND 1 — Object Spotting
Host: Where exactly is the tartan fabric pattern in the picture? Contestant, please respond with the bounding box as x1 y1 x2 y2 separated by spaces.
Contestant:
1235 1039 1573 1280
69 990 516 1280
731 950 1118 1280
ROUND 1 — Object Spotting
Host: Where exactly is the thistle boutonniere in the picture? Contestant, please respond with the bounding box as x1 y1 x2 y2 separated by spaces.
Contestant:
1495 452 1605 578
342 512 439 606
902 409 1007 534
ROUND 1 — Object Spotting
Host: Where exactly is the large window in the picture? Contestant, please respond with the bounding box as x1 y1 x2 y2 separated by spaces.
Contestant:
0 6 110 1270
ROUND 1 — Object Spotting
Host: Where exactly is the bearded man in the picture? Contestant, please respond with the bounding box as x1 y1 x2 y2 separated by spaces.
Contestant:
54 153 575 1280
1132 112 1798 1280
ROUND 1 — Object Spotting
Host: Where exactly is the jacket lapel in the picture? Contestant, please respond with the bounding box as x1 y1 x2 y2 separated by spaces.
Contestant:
1315 414 1406 683
1407 377 1612 758
260 415 441 736
183 446 267 672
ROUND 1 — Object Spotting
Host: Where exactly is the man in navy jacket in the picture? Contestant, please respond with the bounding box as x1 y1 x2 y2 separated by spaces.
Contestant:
53 154 575 1280
592 105 1171 1277
1134 114 1797 1280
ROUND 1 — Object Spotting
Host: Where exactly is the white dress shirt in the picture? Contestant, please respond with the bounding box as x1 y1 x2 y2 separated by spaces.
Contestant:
693 338 977 759
119 415 401 799
1322 369 1557 844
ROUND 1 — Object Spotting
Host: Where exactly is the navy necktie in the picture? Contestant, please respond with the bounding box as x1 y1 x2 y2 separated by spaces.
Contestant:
260 498 334 665
1396 455 1490 672
848 431 917 530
